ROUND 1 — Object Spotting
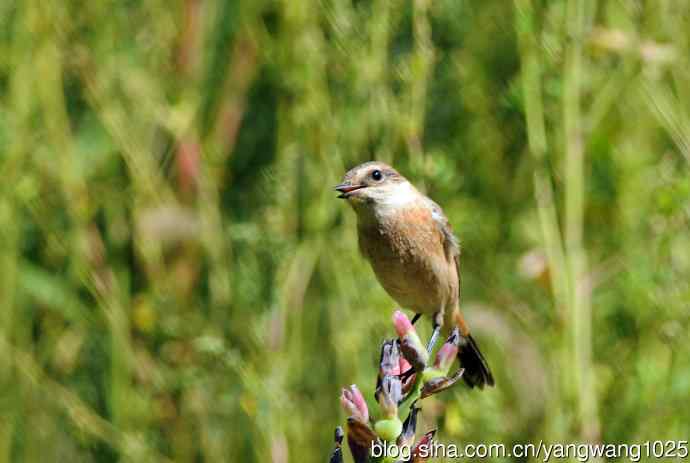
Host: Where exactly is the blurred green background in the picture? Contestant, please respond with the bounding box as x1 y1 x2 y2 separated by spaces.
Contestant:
1 0 689 461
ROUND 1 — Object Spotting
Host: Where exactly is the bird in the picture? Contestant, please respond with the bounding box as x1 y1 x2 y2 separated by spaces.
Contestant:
335 161 494 389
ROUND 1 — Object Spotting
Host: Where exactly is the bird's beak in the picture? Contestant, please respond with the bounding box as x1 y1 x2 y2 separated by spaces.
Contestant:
334 183 366 199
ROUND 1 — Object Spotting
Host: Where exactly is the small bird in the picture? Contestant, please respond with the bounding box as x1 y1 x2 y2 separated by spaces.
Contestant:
335 161 494 389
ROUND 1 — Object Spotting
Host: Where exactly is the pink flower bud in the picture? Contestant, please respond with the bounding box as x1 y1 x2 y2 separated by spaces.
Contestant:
400 336 429 372
392 310 414 338
340 385 369 423
393 311 428 371
399 356 412 373
398 356 416 393
434 328 460 374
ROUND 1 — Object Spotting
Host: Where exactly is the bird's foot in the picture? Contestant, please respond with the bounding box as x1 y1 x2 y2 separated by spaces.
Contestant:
426 323 441 354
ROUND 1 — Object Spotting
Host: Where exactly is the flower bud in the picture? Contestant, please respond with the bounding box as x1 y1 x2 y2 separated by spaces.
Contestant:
341 384 369 423
400 338 429 372
392 310 414 338
411 430 437 462
377 376 402 418
433 328 460 375
379 339 401 377
346 418 377 463
329 427 344 463
399 356 416 393
374 417 403 442
399 356 412 375
420 368 465 399
393 310 428 371
396 404 421 449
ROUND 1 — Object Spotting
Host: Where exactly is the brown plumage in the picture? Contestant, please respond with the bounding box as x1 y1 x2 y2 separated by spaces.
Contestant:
336 161 494 389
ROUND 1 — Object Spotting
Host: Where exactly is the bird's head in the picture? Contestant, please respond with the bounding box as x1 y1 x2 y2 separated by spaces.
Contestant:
335 161 414 214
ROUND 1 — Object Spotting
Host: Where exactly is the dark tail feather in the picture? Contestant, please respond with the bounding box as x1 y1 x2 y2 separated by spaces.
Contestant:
458 334 494 389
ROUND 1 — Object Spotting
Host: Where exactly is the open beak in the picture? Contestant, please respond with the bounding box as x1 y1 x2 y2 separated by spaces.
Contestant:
335 183 366 199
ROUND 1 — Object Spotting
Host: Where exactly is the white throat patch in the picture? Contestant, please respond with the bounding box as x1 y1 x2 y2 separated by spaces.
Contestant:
373 182 418 215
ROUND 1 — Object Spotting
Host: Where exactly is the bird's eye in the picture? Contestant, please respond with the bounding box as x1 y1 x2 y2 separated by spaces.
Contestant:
371 170 383 181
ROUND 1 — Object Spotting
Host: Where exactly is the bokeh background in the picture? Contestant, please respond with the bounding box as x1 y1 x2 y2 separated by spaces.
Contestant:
1 0 689 461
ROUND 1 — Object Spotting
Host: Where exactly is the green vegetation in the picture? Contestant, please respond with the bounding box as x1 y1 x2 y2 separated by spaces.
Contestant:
1 0 689 461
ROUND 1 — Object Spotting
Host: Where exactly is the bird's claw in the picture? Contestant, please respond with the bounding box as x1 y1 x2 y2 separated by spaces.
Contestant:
426 323 441 354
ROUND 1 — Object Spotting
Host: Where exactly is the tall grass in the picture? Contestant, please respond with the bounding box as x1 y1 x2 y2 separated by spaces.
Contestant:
1 0 689 461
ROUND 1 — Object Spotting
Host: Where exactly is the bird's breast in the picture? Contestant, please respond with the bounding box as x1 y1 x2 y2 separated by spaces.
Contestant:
357 205 457 312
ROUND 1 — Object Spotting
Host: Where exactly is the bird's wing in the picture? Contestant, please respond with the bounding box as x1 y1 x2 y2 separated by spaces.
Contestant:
423 197 460 262
425 196 463 304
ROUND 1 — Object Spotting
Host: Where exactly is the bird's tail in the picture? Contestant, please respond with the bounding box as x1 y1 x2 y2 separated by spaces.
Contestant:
452 310 494 389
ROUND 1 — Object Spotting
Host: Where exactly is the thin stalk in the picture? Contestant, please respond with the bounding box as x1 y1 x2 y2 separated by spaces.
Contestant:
514 0 581 443
514 0 570 321
0 201 18 463
0 3 41 461
563 0 600 442
408 0 434 184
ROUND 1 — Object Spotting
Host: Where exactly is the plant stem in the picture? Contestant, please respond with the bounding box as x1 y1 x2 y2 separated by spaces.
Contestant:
563 0 600 443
